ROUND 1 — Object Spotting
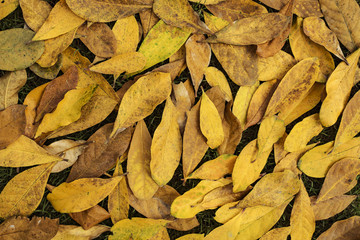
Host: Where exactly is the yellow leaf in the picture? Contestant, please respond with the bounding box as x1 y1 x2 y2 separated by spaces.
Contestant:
0 163 55 218
112 16 140 55
65 0 151 23
319 0 360 52
47 177 122 213
151 98 182 186
284 114 323 152
290 181 315 240
176 234 204 240
153 0 211 34
51 225 110 240
289 17 334 78
303 17 347 62
35 84 97 138
170 178 231 218
188 0 224 4
139 9 160 38
127 120 159 200
0 70 27 110
233 81 260 129
334 90 360 148
109 218 170 240
205 67 233 101
258 0 287 9
108 159 129 224
30 54 63 79
265 57 319 120
214 201 241 224
19 0 51 32
274 133 288 164
257 115 285 156
172 81 193 131
259 227 291 240
32 0 85 41
0 0 18 21
200 90 224 149
203 12 259 86
0 105 26 150
206 13 290 45
111 72 171 137
90 52 146 75
187 154 237 180
199 184 246 209
137 20 191 73
0 135 61 167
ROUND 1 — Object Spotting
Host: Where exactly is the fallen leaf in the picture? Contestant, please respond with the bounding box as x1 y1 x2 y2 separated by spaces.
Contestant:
69 205 110 230
0 70 27 110
0 28 45 71
206 13 290 45
189 0 225 4
0 0 18 21
67 123 132 181
260 227 291 240
65 0 151 23
47 176 122 213
319 48 360 127
77 23 117 58
51 225 110 240
153 0 210 34
205 67 232 101
274 133 288 164
317 216 360 240
319 0 360 52
214 201 241 224
112 15 140 55
176 234 204 240
172 81 193 132
0 163 55 218
32 0 85 41
19 0 51 31
257 115 286 156
151 98 182 186
258 0 288 9
127 120 159 200
30 54 63 79
139 9 160 38
111 72 171 136
199 184 246 209
0 105 26 150
293 0 323 17
0 216 59 240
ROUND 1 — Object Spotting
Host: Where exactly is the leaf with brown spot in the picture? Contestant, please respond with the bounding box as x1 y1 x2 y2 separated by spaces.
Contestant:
293 0 323 18
77 23 117 58
67 123 132 182
205 13 290 45
19 0 51 32
0 0 19 21
317 216 360 240
0 216 59 240
0 70 27 110
0 105 26 150
258 50 296 81
186 34 211 93
69 205 110 230
140 9 160 38
153 0 211 34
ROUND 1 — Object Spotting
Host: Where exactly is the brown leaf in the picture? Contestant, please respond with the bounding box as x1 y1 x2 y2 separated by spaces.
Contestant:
67 123 133 182
293 0 323 18
0 216 59 240
172 81 193 132
69 205 110 230
274 133 289 164
317 216 360 239
152 58 186 82
0 70 27 110
0 105 26 150
140 9 160 38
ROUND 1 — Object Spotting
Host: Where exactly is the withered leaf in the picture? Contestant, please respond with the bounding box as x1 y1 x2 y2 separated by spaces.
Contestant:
260 227 291 240
0 70 27 110
317 216 360 240
205 67 233 102
30 54 63 80
139 9 160 38
69 205 110 230
0 0 18 21
172 81 193 132
52 225 110 240
0 105 26 150
19 0 51 32
112 15 140 55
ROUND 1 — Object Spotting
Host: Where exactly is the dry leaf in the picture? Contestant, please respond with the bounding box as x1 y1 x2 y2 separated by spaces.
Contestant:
19 0 51 32
112 15 140 55
260 227 291 240
199 184 246 209
189 0 225 4
30 54 63 79
127 120 159 200
0 0 18 21
258 0 288 9
204 67 232 101
176 234 204 240
274 133 288 164
320 48 360 127
0 28 45 71
172 81 193 131
0 163 55 218
317 216 360 240
257 115 286 156
293 0 323 17
139 9 160 38
0 70 27 110
51 225 110 240
151 98 182 186
0 105 26 150
69 205 110 230
47 177 122 213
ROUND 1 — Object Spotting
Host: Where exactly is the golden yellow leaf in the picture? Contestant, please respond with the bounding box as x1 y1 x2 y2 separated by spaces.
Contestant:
111 72 171 137
320 48 360 127
259 227 291 240
153 0 210 34
284 114 323 152
317 216 360 240
176 234 204 240
127 120 159 200
319 0 360 52
0 0 18 21
19 0 51 32
112 15 140 55
258 115 286 156
214 201 241 224
137 20 191 73
32 0 85 41
0 70 27 110
186 34 211 93
303 17 347 62
206 13 290 45
170 178 231 218
89 52 146 75
47 177 122 213
289 17 334 78
51 225 110 240
109 218 170 240
108 159 129 224
35 85 97 138
205 67 233 101
290 180 315 240
203 12 259 86
199 184 246 209
233 81 260 128
245 80 279 129
200 90 224 149
0 135 61 167
274 133 288 164
257 50 296 81
311 195 357 221
172 82 193 131
151 98 182 186
0 163 55 219
65 0 151 23
265 57 319 120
